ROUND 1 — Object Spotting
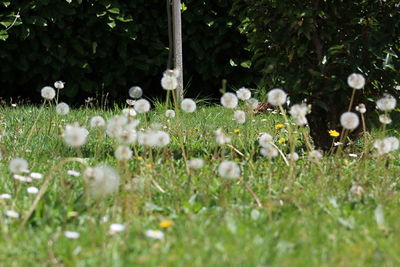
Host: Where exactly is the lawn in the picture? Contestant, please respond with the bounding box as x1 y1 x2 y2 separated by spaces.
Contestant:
0 99 399 266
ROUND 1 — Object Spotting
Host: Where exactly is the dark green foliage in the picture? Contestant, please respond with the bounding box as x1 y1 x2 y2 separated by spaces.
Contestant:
232 0 400 148
0 0 255 102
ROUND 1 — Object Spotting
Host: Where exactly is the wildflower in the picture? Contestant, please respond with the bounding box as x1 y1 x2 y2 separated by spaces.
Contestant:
275 124 285 130
90 116 106 128
258 133 273 148
137 156 143 161
129 86 143 99
267 88 287 107
5 210 19 218
340 112 359 130
246 98 259 110
30 172 43 180
146 164 153 169
287 152 299 162
379 114 392 124
27 186 39 194
289 104 308 126
65 231 80 239
188 158 204 170
153 131 170 147
350 184 363 197
309 150 323 162
54 81 65 89
122 108 137 117
159 220 174 228
116 128 138 145
385 137 399 151
355 103 366 114
84 165 120 198
221 92 238 109
165 109 176 118
114 145 133 161
215 128 231 145
236 87 251 100
63 124 89 148
145 230 164 240
233 129 240 134
67 170 81 177
110 223 125 234
260 144 278 159
328 130 340 137
134 99 151 113
0 193 11 199
161 73 178 90
9 158 29 174
347 73 365 89
181 98 197 113
349 153 358 158
278 138 286 144
376 94 396 111
56 102 70 115
218 161 241 179
233 110 246 124
41 86 56 100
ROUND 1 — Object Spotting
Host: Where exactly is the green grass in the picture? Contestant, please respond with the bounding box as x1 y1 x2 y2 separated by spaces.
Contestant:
0 103 400 266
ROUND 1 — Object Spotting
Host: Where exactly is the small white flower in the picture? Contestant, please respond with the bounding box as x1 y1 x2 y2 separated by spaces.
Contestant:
188 158 205 170
355 103 366 114
145 229 164 240
376 94 396 111
56 102 70 115
129 86 143 99
347 73 365 89
309 150 323 162
90 116 106 128
379 114 392 124
267 88 287 106
67 170 81 177
340 112 359 130
41 86 56 100
165 109 176 118
161 74 178 90
134 99 151 113
258 133 273 148
287 152 299 162
110 223 125 234
65 231 80 239
30 172 43 180
289 104 308 126
0 193 11 199
64 124 89 148
385 137 399 151
114 145 133 161
13 174 31 182
122 108 137 117
84 165 120 198
233 110 246 124
236 87 251 101
246 98 259 110
27 186 39 194
218 161 240 179
221 92 238 109
9 158 29 174
260 144 278 159
5 210 19 218
181 98 197 113
54 81 65 89
349 153 358 158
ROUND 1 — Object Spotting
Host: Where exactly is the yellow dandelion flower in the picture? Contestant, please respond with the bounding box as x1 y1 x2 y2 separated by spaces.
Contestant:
233 129 240 134
328 130 340 137
278 138 286 144
136 156 143 161
146 164 153 169
159 220 174 228
275 124 285 130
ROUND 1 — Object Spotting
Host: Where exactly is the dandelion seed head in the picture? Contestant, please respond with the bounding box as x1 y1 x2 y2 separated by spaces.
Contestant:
309 150 323 162
114 145 133 161
54 81 65 89
122 108 137 117
129 86 143 99
215 128 231 145
260 144 278 159
84 165 120 198
90 116 106 128
287 152 299 162
233 110 246 124
347 73 365 89
134 99 151 113
218 161 241 179
181 98 197 113
385 137 399 151
340 112 359 130
161 74 178 90
165 109 176 118
379 114 392 125
188 158 205 170
236 87 251 101
289 104 308 126
258 133 273 148
64 124 89 147
56 102 70 115
9 158 28 174
221 92 238 109
355 103 366 114
376 94 396 111
246 98 259 110
267 88 287 107
41 86 56 100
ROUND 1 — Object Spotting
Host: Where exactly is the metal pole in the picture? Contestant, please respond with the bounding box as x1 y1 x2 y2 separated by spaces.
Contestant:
172 0 183 100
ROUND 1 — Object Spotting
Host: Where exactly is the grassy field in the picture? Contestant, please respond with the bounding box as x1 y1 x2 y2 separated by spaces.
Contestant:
0 102 399 267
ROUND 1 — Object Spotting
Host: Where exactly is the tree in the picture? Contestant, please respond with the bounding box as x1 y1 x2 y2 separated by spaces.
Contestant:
232 0 400 149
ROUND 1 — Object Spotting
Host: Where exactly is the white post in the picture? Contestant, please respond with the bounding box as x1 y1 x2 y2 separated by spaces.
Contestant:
172 0 183 101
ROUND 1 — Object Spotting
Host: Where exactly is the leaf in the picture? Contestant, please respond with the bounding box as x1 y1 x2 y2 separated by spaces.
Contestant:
0 30 8 41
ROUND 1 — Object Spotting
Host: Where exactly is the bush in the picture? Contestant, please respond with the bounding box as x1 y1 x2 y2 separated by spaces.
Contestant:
0 0 257 102
232 0 400 148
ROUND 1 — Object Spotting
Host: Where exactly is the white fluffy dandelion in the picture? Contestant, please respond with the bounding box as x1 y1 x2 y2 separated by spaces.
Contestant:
188 158 205 170
340 112 359 130
114 146 133 161
386 137 399 151
165 109 176 118
221 92 238 109
154 131 170 147
181 98 197 113
41 86 56 100
355 103 366 114
54 81 65 89
90 116 106 128
236 87 251 101
64 124 89 148
233 110 246 124
215 128 231 145
379 114 392 124
347 73 365 89
376 94 396 111
218 161 240 179
258 133 273 148
309 150 323 162
267 88 287 107
84 165 120 198
374 139 391 155
129 86 143 99
9 158 28 174
161 74 178 90
260 144 278 159
134 99 151 113
289 104 308 126
122 108 137 117
287 152 300 162
246 98 259 110
56 102 70 115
